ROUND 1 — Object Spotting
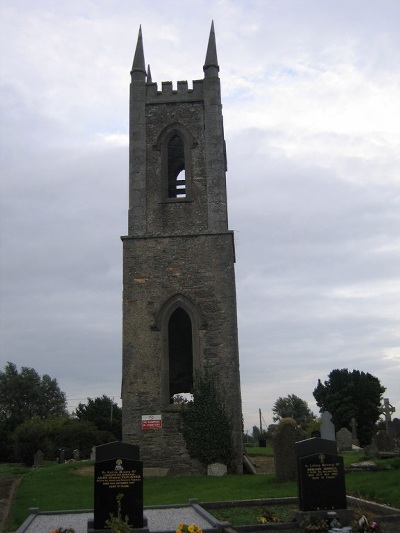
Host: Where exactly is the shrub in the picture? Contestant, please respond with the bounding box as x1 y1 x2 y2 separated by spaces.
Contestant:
181 373 234 469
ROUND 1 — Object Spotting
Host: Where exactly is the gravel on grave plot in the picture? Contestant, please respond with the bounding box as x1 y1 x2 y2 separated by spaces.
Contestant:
17 506 216 533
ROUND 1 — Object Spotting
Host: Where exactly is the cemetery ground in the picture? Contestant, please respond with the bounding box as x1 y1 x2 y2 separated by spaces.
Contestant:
1 449 399 532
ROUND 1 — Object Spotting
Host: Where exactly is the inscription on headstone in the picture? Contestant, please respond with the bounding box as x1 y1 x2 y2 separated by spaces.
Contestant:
296 438 347 512
93 442 143 530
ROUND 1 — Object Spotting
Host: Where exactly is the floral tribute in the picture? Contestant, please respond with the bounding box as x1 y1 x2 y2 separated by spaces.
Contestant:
176 523 203 533
352 513 378 532
50 528 75 533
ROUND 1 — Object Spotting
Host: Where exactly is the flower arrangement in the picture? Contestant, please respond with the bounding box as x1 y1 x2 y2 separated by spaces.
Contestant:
176 523 203 533
50 528 75 533
351 513 378 532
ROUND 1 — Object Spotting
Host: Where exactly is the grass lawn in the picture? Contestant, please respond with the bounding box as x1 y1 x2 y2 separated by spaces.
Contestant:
244 445 274 456
4 454 400 532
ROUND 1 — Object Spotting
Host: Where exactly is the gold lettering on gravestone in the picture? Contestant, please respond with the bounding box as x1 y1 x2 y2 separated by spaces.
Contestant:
305 462 340 480
96 470 141 489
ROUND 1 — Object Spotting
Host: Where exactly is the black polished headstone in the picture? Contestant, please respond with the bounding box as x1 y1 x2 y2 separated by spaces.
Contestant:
295 437 337 459
96 441 140 462
94 442 143 530
298 452 346 511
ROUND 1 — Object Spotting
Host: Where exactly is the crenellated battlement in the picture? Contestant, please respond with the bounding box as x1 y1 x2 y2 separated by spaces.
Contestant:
146 79 204 103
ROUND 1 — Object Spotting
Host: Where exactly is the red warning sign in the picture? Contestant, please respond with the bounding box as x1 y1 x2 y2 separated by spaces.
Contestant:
141 414 162 429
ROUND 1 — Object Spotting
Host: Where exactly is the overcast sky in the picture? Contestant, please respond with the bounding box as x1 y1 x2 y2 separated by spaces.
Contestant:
1 0 399 435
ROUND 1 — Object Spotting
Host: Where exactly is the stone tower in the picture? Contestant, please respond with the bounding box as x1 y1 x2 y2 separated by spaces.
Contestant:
121 23 243 475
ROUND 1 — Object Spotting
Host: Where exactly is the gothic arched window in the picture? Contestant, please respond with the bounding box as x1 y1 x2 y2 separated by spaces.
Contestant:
168 307 193 400
155 123 196 202
168 135 186 198
157 294 203 408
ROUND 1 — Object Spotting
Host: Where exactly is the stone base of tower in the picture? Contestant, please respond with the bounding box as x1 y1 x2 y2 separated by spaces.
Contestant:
122 406 243 476
123 409 205 475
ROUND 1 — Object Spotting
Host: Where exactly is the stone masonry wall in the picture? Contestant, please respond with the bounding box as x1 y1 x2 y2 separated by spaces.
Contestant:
122 232 242 474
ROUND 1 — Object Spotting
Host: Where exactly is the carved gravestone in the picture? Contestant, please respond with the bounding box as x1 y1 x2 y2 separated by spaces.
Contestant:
274 419 305 482
296 438 347 511
92 442 143 530
336 428 352 451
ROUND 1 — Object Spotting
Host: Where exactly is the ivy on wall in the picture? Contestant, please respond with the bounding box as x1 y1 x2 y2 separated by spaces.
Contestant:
180 372 234 468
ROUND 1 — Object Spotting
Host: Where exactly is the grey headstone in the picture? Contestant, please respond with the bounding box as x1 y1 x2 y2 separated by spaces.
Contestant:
274 419 306 482
350 417 360 446
336 428 352 451
33 449 43 467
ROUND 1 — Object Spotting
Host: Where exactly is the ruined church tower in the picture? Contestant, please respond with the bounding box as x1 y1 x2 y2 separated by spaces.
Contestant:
121 23 243 474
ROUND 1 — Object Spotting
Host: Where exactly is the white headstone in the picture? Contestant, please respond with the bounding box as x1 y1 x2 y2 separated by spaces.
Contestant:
320 411 336 442
207 462 227 476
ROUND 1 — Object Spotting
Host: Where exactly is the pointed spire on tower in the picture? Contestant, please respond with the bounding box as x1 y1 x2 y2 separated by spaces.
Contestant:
147 64 152 83
131 25 146 80
203 21 219 77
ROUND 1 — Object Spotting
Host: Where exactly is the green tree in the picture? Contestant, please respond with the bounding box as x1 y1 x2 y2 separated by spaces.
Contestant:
272 394 316 429
0 362 67 432
74 395 122 440
313 368 386 446
12 418 54 466
12 416 106 465
54 418 108 458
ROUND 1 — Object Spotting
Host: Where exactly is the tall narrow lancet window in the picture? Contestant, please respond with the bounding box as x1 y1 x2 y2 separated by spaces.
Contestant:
168 307 193 401
168 135 186 198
